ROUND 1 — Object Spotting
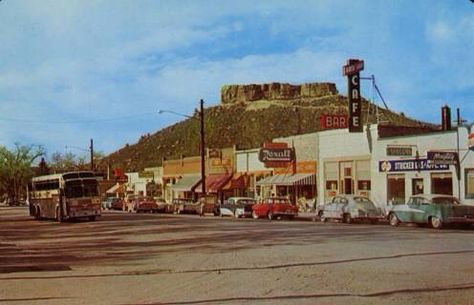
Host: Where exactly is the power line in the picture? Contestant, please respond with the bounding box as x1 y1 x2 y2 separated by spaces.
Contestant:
0 112 155 125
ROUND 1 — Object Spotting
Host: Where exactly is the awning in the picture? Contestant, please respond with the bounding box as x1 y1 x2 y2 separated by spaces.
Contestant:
106 183 126 194
195 174 232 193
222 173 249 190
169 174 201 192
256 173 316 186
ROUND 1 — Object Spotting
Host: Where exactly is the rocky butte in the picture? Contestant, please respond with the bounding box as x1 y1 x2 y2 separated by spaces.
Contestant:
220 82 338 104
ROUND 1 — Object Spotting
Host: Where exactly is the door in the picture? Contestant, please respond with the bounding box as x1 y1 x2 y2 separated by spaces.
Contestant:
387 174 405 204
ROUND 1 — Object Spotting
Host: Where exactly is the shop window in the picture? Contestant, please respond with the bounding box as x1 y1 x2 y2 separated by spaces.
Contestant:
387 174 405 204
357 180 371 191
466 169 474 199
431 173 453 195
326 181 338 190
412 178 424 195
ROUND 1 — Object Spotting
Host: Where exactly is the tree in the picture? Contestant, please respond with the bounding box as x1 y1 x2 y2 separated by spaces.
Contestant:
0 143 44 202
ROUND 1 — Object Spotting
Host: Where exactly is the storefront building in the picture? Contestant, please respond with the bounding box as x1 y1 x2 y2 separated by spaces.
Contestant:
372 125 474 206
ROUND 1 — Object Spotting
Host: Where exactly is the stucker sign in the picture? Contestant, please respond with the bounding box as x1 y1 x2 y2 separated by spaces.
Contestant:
343 59 364 132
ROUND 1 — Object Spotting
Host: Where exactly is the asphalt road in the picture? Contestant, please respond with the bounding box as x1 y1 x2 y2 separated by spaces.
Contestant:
1 206 473 305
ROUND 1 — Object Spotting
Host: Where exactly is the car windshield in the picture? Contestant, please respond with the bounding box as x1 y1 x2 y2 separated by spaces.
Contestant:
236 199 255 206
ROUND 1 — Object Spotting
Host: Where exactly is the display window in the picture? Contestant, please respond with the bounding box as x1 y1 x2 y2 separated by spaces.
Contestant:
412 178 424 195
431 172 453 195
466 169 474 199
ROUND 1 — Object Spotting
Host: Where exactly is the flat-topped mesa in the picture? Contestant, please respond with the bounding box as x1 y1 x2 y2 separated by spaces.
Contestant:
221 82 338 104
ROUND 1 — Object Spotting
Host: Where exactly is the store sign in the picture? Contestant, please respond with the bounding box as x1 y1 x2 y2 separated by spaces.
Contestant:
343 59 364 133
427 151 458 165
138 171 154 179
386 146 412 156
258 148 294 163
320 114 348 129
208 149 221 159
469 133 474 151
379 158 449 172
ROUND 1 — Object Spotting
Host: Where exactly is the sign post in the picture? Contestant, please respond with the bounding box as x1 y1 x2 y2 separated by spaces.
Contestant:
343 59 364 133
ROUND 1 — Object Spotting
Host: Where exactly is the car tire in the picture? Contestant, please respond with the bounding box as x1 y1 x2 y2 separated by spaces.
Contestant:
343 213 351 224
430 216 443 229
89 216 96 221
252 211 259 219
389 213 400 227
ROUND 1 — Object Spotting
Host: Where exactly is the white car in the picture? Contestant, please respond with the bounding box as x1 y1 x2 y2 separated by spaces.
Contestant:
220 197 256 218
321 195 384 224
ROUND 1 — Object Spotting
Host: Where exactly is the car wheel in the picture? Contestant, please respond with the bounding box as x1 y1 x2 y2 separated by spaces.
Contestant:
89 216 96 221
430 216 443 229
389 213 400 227
343 213 351 224
252 211 259 219
267 211 273 221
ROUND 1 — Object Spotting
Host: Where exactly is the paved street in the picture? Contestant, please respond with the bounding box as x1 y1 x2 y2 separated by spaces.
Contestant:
1 206 474 305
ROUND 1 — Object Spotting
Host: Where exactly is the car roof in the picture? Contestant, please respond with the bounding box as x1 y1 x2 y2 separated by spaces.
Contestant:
409 194 457 199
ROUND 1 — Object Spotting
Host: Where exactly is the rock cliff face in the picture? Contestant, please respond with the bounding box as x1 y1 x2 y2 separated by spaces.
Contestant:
221 82 338 104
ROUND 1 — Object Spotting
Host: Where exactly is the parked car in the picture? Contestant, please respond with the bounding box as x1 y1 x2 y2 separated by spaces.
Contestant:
110 198 125 210
101 197 114 210
252 197 298 220
320 195 384 224
172 198 202 215
154 197 173 213
220 197 256 218
126 196 159 213
388 194 474 229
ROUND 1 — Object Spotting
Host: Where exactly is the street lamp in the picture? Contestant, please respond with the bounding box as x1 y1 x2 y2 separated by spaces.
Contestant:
158 99 206 196
65 138 94 171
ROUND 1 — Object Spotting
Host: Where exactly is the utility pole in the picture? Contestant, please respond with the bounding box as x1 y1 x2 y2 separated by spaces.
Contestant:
90 138 94 172
200 99 206 196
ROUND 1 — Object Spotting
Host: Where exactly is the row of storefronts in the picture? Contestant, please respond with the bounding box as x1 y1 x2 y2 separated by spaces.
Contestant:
108 123 474 207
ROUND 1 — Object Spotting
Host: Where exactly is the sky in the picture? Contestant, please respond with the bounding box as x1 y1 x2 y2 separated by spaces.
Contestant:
1 0 473 161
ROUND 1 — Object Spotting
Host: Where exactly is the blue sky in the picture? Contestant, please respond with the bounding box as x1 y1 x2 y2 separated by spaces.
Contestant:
1 0 473 160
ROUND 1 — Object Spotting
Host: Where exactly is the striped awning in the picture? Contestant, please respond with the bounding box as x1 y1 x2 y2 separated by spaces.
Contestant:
169 174 201 192
195 174 232 193
256 173 316 186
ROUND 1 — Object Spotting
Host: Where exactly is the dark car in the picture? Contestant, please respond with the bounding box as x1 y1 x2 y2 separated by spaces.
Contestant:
252 197 298 220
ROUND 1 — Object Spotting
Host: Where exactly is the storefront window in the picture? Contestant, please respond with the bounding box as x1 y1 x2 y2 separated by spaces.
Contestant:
387 174 405 204
357 180 371 190
412 178 423 195
326 181 338 190
431 172 453 195
466 169 474 199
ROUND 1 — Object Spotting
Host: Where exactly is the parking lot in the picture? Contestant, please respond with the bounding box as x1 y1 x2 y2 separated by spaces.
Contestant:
1 206 474 305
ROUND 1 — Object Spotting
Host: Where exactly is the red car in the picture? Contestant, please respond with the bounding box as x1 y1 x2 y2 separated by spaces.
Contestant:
252 197 298 220
126 196 159 213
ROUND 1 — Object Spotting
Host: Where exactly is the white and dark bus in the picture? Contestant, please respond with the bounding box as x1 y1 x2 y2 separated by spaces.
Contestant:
28 171 101 222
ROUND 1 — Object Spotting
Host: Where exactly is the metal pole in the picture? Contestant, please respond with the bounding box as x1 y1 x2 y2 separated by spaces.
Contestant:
200 99 206 196
456 109 461 199
90 138 94 172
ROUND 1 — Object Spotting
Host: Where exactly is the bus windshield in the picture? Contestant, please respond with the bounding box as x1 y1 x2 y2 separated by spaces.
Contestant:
65 180 99 198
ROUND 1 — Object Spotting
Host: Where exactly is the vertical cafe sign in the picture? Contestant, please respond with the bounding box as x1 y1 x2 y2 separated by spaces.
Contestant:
343 59 364 132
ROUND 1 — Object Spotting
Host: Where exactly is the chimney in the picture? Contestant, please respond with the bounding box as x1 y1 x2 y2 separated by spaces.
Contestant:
441 105 451 131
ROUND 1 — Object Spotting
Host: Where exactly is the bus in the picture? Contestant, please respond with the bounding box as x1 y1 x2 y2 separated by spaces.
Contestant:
28 171 101 222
